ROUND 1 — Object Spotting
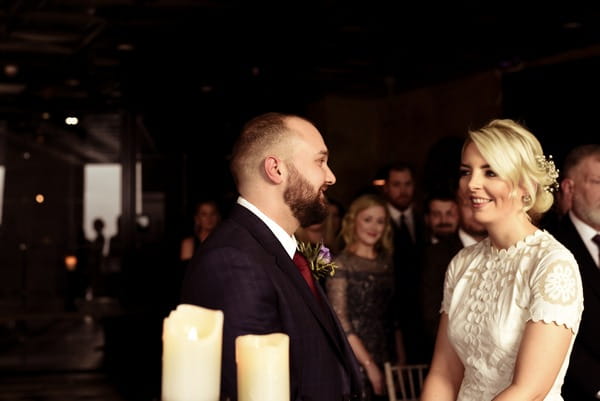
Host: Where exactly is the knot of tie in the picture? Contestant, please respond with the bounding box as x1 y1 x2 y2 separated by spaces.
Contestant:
395 213 412 247
293 251 321 300
592 234 600 247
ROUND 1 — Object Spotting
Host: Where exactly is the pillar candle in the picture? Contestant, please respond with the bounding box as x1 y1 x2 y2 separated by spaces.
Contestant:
162 304 224 401
236 333 290 401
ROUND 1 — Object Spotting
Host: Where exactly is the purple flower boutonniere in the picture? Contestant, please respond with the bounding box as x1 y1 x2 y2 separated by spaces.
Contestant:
296 241 338 280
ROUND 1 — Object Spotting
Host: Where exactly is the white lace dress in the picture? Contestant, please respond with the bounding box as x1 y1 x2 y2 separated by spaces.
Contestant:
441 229 584 401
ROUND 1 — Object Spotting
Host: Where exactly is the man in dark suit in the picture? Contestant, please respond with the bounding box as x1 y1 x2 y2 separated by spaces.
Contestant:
381 162 427 363
181 113 362 401
551 144 600 401
423 191 459 245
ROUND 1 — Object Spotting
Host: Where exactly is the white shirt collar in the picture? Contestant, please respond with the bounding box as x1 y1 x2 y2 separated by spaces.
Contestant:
237 196 298 259
458 228 480 247
387 203 415 239
387 203 413 221
569 210 600 267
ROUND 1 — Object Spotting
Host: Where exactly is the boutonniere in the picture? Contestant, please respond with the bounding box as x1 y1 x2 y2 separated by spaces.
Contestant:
296 241 338 280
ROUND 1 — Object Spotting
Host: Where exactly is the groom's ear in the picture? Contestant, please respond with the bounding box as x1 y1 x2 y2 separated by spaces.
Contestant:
264 156 285 184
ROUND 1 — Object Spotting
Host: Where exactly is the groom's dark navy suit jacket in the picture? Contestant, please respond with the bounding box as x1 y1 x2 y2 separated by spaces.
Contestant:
181 204 362 401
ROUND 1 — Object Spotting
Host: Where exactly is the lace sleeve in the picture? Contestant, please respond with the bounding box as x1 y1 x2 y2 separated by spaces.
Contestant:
326 262 354 334
529 248 584 334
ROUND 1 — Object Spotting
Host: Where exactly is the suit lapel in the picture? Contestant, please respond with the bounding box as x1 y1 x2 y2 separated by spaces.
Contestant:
560 217 600 300
230 205 349 361
276 253 350 357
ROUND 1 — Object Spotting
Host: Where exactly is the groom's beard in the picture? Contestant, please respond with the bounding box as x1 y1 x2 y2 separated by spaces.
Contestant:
284 164 329 228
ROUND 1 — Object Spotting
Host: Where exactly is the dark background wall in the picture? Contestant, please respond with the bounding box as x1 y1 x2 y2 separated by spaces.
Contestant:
502 56 600 169
0 4 599 400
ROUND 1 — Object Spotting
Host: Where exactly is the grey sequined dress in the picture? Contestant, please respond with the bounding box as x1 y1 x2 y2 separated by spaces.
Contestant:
326 250 396 369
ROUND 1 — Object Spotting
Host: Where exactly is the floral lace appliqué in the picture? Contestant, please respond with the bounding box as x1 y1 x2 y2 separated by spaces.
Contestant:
540 260 578 305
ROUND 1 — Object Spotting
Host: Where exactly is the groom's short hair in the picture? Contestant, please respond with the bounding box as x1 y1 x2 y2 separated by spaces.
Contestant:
230 112 308 187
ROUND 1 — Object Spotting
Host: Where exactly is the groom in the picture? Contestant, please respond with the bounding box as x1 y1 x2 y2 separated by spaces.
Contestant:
181 112 362 401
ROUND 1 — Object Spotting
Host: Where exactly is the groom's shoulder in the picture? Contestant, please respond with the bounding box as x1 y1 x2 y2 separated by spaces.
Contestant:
204 216 254 249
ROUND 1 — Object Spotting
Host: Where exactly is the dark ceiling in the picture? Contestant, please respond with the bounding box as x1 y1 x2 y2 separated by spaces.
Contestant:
2 1 600 161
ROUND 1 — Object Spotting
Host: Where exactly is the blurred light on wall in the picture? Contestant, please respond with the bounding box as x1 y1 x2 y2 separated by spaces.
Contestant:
65 116 79 125
35 194 45 203
4 64 18 77
65 255 77 271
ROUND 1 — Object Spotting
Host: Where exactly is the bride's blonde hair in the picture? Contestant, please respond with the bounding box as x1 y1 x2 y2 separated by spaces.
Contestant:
465 119 556 219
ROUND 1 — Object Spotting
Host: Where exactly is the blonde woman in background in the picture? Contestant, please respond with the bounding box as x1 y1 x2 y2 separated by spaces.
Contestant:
327 194 403 400
421 119 584 401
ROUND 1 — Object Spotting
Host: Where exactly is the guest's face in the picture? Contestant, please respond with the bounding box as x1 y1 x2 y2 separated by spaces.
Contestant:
459 142 523 227
195 203 220 232
427 199 459 237
284 118 336 227
384 169 414 211
569 156 600 230
304 223 324 244
327 203 342 233
353 205 387 248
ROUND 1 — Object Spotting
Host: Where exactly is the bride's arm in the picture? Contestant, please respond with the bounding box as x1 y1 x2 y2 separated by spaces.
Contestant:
420 313 464 401
491 321 573 401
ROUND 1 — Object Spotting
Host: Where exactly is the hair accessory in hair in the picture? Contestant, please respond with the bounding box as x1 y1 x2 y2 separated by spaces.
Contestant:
536 154 559 193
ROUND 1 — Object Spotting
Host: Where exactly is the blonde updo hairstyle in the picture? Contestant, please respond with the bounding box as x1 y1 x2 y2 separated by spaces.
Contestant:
340 194 393 256
465 119 554 219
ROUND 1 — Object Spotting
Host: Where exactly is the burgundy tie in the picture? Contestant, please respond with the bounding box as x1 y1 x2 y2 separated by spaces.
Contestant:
592 234 600 267
293 251 321 300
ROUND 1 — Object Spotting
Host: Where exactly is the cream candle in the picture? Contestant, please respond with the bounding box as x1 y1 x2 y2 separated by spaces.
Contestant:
162 304 224 401
236 333 290 401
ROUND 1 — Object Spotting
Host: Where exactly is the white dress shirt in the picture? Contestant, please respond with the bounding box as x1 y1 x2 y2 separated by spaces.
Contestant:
387 203 415 242
237 196 297 259
458 228 480 248
569 210 600 268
